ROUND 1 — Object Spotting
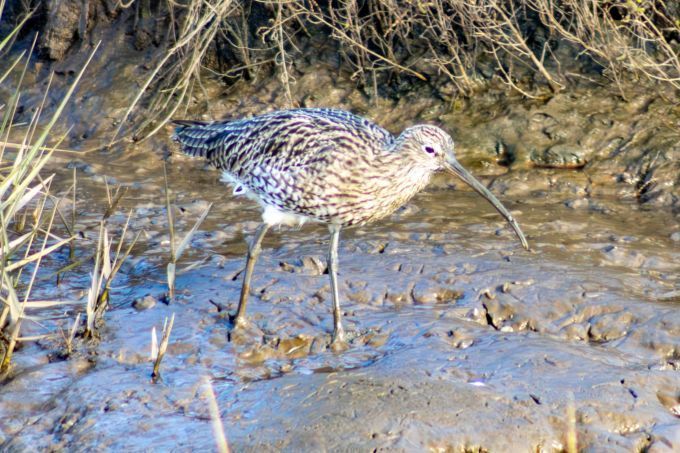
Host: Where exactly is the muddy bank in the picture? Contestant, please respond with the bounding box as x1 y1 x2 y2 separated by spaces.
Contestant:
1 4 680 450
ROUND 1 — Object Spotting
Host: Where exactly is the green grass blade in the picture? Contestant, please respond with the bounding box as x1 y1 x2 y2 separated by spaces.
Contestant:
0 10 33 53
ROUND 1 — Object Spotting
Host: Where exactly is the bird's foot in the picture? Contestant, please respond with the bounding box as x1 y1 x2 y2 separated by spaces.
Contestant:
330 328 349 352
228 312 249 329
227 313 257 343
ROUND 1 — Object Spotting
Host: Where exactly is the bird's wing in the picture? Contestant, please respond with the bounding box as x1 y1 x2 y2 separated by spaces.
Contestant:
172 109 395 175
172 118 257 160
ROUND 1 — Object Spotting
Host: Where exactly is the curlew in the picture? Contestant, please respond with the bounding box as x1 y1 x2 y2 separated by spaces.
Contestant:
172 108 528 346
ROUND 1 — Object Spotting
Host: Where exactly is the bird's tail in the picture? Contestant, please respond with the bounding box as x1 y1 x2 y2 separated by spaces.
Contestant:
171 119 223 159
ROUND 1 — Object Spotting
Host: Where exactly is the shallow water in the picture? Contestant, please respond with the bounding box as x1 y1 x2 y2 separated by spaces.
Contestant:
2 135 679 450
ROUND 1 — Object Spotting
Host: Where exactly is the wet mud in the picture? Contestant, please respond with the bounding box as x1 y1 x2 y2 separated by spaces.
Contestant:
2 149 679 450
1 37 680 451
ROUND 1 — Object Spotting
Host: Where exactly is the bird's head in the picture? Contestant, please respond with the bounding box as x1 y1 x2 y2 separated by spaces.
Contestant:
398 125 529 250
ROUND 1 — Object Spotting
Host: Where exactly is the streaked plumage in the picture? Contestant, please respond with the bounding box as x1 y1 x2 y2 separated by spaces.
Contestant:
174 109 438 226
173 108 528 347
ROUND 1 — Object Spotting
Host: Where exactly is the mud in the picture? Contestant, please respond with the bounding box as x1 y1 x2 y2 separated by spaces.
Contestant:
1 26 680 452
0 145 678 450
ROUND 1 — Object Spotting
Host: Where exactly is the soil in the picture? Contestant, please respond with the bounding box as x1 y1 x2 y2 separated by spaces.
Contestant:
0 10 679 452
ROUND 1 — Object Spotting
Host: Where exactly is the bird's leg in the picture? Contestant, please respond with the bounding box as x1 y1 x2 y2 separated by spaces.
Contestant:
327 224 346 345
233 223 270 327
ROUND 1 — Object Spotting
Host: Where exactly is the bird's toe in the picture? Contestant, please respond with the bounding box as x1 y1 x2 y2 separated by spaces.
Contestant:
329 326 350 351
228 313 249 328
330 337 350 352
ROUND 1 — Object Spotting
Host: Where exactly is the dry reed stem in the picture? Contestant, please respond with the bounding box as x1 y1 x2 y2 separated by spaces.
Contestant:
163 162 176 300
150 325 158 360
151 313 175 382
202 376 230 453
566 391 577 453
163 162 212 299
63 312 81 355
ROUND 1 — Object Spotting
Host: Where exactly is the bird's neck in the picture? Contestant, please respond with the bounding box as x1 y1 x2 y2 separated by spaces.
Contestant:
384 150 435 194
358 148 434 223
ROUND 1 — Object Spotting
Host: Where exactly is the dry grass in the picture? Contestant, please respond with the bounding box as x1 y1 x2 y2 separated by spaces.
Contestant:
0 29 99 371
1 3 142 370
202 376 231 453
151 312 175 382
98 0 679 139
532 0 680 94
163 163 212 301
273 0 679 95
111 0 241 144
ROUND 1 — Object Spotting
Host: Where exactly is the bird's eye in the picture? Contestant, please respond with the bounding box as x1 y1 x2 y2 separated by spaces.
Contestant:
424 146 436 155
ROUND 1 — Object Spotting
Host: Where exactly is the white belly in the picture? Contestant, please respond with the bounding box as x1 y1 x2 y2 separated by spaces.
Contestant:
262 205 312 227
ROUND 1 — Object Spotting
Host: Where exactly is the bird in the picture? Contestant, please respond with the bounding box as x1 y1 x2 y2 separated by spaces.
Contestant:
172 108 528 347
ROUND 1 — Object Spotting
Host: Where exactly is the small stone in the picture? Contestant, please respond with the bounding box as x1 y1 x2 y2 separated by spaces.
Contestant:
600 245 646 268
300 256 326 275
530 145 587 169
366 333 389 348
278 335 313 358
279 256 326 275
564 198 589 209
670 232 680 242
588 311 633 342
447 330 474 349
562 323 588 341
132 294 157 311
412 281 463 305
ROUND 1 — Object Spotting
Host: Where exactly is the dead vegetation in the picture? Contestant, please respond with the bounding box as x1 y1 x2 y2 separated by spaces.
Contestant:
0 11 140 372
275 0 680 94
150 312 175 382
0 22 98 372
163 162 211 301
18 0 675 139
0 126 136 374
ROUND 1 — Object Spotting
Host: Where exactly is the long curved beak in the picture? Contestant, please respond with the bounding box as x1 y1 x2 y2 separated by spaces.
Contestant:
444 155 529 250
